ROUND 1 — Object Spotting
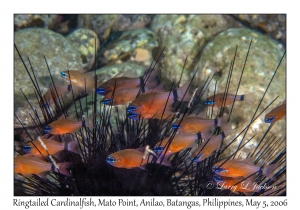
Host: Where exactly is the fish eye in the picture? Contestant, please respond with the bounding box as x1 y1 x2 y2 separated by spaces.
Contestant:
153 146 164 154
101 99 113 105
213 175 223 182
171 124 181 130
61 72 67 78
22 145 32 153
44 125 52 133
204 99 215 105
264 115 275 123
212 166 224 173
128 112 138 120
127 105 136 112
106 156 116 164
96 87 105 95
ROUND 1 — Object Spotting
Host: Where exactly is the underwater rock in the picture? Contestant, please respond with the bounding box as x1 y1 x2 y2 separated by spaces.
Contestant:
150 15 243 84
78 14 119 40
14 28 84 128
100 28 158 67
232 14 286 45
194 28 286 157
66 28 100 71
14 14 59 30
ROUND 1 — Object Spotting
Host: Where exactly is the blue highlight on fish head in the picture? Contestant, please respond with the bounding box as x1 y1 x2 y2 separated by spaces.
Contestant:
61 71 67 79
172 124 181 130
44 125 52 134
212 166 224 173
213 175 223 183
191 154 204 162
96 87 105 95
205 99 215 105
128 112 138 120
153 146 164 154
127 105 136 112
106 156 117 166
264 116 275 123
22 145 32 154
101 98 113 105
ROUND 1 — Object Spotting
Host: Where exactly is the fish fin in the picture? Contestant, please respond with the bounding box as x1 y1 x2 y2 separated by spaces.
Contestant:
36 171 48 179
176 82 192 101
67 140 81 154
262 164 279 181
243 192 255 196
143 70 159 89
240 92 256 104
217 115 235 136
244 157 256 165
56 162 72 176
49 135 59 141
122 70 136 78
52 151 63 161
201 127 214 140
195 110 208 119
156 153 172 167
111 72 123 78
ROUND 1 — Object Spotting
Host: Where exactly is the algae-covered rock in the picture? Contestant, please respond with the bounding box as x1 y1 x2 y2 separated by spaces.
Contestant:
150 15 242 84
101 29 158 67
194 28 286 157
14 28 84 128
67 28 100 71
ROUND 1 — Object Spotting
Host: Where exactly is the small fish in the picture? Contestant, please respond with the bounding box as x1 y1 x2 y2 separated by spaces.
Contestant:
101 87 142 106
14 155 72 177
205 92 254 107
154 133 200 155
191 132 226 162
213 175 261 195
61 70 95 94
44 115 94 135
213 158 278 180
23 137 80 156
127 82 191 120
97 70 158 96
172 114 229 138
264 99 286 123
40 85 69 108
106 148 171 169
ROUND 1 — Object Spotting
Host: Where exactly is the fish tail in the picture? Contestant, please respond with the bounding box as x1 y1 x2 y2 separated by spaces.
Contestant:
262 164 279 181
240 92 255 104
143 70 159 89
217 115 234 136
176 82 192 101
156 153 172 167
66 140 81 154
56 162 72 176
82 114 95 128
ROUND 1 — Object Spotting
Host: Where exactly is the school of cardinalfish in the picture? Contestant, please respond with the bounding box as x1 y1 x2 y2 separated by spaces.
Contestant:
14 68 286 195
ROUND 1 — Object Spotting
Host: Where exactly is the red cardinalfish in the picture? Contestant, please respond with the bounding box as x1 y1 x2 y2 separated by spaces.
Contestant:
212 158 278 180
127 82 191 120
154 133 200 156
40 85 69 108
205 92 254 107
23 136 80 156
106 148 171 169
191 132 226 162
172 114 230 139
97 70 158 96
264 99 286 123
61 70 95 94
213 175 261 195
14 155 72 177
44 115 94 135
